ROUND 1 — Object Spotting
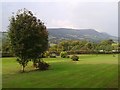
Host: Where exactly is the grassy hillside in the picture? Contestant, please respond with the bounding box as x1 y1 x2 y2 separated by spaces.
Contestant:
2 54 118 88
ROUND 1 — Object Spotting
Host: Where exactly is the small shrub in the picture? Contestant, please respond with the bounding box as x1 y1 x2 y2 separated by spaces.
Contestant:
71 55 79 61
50 53 56 58
60 51 68 58
66 55 70 58
37 61 50 70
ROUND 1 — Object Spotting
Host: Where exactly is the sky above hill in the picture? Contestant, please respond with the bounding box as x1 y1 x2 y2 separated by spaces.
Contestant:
1 1 118 36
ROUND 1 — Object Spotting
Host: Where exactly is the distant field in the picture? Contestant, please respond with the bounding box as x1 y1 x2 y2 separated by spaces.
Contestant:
2 54 118 88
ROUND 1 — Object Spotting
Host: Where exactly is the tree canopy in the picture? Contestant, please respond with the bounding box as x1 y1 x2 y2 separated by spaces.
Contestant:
8 8 48 72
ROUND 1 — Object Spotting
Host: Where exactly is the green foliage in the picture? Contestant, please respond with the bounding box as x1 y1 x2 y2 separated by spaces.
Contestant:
49 39 119 54
112 43 118 51
59 41 70 51
105 45 112 52
100 39 113 46
66 55 70 58
71 55 79 61
85 42 93 50
37 60 50 70
44 51 50 58
8 9 48 72
49 45 58 52
2 35 14 57
50 53 56 58
2 53 13 57
60 51 68 58
16 58 29 72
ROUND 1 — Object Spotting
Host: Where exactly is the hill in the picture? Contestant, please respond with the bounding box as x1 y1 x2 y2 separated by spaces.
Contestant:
0 28 118 44
48 28 117 43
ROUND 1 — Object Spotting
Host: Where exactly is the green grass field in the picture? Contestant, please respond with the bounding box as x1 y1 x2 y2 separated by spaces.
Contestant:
2 54 118 88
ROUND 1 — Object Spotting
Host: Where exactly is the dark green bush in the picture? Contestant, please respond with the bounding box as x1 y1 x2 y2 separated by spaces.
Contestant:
66 55 70 58
37 61 50 70
71 55 79 61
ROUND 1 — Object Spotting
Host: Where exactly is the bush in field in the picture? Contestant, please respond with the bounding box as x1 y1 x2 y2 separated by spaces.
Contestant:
60 51 68 58
50 53 56 58
71 55 79 61
66 55 70 58
37 61 50 70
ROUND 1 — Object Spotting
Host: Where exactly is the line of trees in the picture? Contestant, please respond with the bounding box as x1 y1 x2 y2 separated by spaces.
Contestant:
2 38 120 57
48 39 119 55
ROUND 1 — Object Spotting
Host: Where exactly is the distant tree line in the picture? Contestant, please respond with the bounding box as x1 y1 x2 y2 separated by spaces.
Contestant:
48 39 119 55
2 39 120 57
2 37 120 57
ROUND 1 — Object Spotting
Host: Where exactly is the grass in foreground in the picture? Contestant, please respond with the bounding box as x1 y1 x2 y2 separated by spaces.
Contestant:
2 54 118 88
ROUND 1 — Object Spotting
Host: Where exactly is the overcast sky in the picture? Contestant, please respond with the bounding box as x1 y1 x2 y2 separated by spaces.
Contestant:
1 1 118 36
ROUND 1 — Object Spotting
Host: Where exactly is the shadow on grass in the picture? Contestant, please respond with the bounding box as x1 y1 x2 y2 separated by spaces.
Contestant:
17 67 53 74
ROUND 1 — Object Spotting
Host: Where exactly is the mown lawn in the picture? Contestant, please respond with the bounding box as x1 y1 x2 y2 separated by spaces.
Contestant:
2 54 118 88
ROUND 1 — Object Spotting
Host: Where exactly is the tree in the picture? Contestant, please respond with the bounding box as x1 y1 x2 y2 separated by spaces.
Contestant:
59 41 70 51
100 39 113 46
107 39 114 45
112 43 118 51
2 34 13 57
105 44 112 53
85 42 93 51
2 34 9 52
8 9 48 72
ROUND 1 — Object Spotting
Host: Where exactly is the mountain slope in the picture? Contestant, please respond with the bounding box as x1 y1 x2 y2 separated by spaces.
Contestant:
0 28 118 44
48 28 117 43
